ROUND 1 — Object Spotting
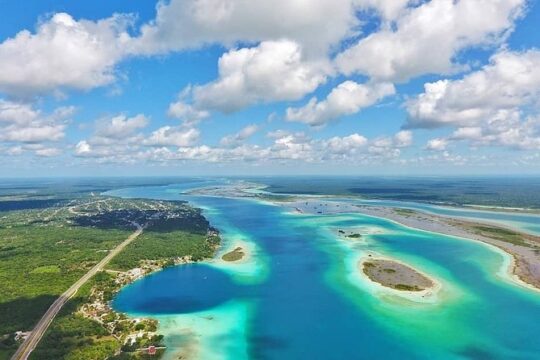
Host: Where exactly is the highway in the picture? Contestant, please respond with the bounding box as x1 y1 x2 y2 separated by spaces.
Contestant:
11 223 144 360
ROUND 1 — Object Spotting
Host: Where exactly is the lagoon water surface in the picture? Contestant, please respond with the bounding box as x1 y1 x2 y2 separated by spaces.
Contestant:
109 184 540 359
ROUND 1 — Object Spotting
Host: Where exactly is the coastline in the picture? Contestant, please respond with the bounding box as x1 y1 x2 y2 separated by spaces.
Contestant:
352 205 540 292
275 198 540 292
96 183 540 359
109 218 265 359
460 203 540 215
186 183 540 292
79 256 200 358
78 224 222 359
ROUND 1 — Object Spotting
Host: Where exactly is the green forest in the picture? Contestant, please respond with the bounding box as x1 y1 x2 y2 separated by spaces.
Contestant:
0 196 220 359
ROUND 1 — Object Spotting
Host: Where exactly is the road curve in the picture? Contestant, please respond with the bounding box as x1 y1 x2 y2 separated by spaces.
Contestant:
11 223 144 360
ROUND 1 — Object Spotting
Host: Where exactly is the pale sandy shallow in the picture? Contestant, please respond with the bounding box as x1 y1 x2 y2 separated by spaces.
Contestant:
354 205 540 293
333 226 384 242
194 184 540 292
277 197 540 293
219 241 250 263
154 299 252 360
208 232 268 285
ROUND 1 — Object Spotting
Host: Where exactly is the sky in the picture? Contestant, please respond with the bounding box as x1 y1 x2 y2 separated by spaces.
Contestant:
0 0 539 177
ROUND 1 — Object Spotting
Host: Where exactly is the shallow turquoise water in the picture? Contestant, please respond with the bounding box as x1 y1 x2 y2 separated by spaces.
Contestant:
109 184 540 359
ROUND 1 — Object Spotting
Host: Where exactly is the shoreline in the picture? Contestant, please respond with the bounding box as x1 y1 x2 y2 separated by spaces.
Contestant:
275 198 540 292
187 182 540 216
350 205 540 292
187 184 540 292
460 203 540 215
109 222 262 359
80 225 223 359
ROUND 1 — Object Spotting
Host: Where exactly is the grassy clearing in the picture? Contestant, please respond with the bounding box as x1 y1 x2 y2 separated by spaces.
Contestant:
394 284 422 291
394 208 416 217
469 224 528 246
222 247 245 262
29 265 61 274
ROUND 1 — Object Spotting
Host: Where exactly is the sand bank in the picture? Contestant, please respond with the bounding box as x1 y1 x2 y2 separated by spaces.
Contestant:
355 206 540 292
280 198 540 292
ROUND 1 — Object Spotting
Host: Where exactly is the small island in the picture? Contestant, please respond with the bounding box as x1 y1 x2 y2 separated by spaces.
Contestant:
336 229 363 240
361 259 434 291
222 247 245 262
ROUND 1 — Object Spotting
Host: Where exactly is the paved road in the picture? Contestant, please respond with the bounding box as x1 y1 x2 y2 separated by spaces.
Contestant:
11 223 144 360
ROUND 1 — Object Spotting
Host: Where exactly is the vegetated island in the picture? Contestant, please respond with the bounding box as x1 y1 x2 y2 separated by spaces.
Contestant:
222 247 245 262
0 195 220 360
361 259 433 292
337 229 363 240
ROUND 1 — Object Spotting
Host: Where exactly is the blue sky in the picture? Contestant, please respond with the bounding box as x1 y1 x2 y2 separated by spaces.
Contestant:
0 0 539 176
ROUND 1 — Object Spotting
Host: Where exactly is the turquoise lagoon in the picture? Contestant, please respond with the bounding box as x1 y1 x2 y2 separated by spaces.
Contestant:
108 184 540 359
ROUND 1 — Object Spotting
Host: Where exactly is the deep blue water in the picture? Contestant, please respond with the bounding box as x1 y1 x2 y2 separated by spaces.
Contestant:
110 184 540 359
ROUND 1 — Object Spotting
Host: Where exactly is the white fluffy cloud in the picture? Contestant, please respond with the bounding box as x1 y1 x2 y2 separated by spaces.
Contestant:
262 129 410 162
407 50 540 128
132 0 359 56
269 131 315 161
74 139 129 159
0 13 132 97
73 114 149 158
220 124 258 147
367 131 414 157
0 0 526 103
336 0 524 81
425 138 448 151
1 143 62 158
95 114 148 139
190 40 329 112
0 100 71 145
286 81 395 126
451 112 540 150
143 126 200 147
355 0 411 21
393 130 413 148
2 124 65 143
0 1 409 98
407 50 540 150
3 0 536 166
168 90 210 125
71 126 414 165
35 147 62 157
75 140 92 156
322 133 368 156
